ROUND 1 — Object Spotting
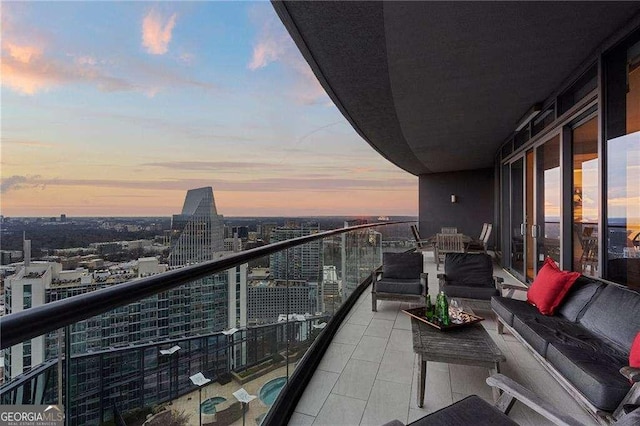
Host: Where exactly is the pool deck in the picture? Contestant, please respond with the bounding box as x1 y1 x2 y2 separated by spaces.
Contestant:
166 363 294 426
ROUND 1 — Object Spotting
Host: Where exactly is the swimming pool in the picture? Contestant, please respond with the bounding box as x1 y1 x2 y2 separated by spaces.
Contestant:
259 376 287 406
200 396 227 414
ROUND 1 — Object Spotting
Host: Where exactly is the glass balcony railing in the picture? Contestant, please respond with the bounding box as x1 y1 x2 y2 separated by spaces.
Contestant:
0 222 413 426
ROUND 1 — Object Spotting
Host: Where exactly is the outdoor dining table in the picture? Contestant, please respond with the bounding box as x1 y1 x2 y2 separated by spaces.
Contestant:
426 234 474 246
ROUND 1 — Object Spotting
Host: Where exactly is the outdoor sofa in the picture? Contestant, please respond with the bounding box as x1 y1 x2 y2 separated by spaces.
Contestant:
492 273 640 424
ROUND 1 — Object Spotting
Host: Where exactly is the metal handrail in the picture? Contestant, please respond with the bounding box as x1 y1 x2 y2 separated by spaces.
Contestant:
0 221 409 349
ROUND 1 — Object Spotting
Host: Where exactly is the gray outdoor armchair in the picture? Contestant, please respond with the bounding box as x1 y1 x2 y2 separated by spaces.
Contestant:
438 252 504 311
372 252 427 311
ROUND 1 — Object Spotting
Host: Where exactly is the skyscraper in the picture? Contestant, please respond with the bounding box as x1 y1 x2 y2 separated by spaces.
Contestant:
163 186 244 335
168 187 224 266
269 222 322 282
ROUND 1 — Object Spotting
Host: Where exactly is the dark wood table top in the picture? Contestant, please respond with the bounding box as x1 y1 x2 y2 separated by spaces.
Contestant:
410 316 505 366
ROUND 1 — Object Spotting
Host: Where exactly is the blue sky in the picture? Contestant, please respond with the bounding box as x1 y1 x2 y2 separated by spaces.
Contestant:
0 1 417 216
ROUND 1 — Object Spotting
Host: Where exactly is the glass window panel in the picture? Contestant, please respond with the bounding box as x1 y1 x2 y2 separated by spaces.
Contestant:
572 117 599 276
537 136 561 268
605 39 640 288
510 158 525 277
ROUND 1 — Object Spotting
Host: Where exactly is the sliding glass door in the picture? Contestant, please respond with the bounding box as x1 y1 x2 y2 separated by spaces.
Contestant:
572 117 599 276
535 135 561 270
509 157 526 280
508 136 561 282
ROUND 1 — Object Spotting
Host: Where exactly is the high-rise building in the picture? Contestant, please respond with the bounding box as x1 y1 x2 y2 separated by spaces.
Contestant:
161 186 245 337
321 265 342 313
247 279 318 324
259 222 277 243
168 187 223 266
269 222 322 282
249 223 321 324
231 226 249 240
342 221 382 299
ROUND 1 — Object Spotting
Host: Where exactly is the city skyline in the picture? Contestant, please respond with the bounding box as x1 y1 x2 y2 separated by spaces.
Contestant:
0 1 418 217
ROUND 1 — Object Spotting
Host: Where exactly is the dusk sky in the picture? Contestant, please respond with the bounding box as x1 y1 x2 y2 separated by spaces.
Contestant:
0 1 417 217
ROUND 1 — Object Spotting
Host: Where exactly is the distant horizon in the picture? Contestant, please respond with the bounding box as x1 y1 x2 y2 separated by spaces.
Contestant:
1 214 418 220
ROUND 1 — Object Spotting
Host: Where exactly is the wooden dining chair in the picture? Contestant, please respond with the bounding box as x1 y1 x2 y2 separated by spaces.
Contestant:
468 223 492 253
441 227 458 234
478 223 489 241
434 233 465 270
410 224 432 251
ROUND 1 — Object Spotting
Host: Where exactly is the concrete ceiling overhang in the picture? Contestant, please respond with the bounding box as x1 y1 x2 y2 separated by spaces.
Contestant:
273 1 640 175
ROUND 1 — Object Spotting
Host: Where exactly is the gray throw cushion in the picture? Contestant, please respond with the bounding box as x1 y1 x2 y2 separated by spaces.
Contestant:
557 276 603 322
376 279 422 295
547 342 630 411
444 253 493 286
513 314 615 357
407 395 517 426
383 252 423 279
491 296 539 326
578 285 640 354
442 283 499 300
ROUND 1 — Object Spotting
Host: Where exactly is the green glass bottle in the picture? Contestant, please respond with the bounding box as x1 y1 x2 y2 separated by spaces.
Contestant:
439 291 450 326
435 292 443 324
425 295 433 320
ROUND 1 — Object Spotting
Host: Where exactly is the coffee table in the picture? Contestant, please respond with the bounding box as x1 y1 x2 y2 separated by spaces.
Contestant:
410 312 505 407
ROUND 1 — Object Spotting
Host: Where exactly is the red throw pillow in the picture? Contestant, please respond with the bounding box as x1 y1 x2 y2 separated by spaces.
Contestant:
527 258 580 315
631 333 640 368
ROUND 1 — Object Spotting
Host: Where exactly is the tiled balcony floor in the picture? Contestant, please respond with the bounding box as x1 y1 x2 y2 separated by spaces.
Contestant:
289 251 600 426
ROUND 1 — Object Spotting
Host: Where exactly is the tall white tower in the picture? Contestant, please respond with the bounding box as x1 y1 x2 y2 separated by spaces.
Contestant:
165 187 245 335
168 187 224 267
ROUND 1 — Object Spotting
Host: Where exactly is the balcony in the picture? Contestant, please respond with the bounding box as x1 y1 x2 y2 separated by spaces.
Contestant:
288 251 599 426
0 223 397 425
1 222 611 426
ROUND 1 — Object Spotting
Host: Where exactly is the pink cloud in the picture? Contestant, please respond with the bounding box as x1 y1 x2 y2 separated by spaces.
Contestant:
142 9 177 55
248 28 287 70
5 42 42 63
0 41 134 95
248 4 327 105
0 5 209 96
0 20 136 95
0 40 210 96
0 38 55 94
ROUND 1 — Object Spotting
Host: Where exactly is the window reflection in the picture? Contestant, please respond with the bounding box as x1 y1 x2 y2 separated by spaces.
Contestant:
606 39 640 288
537 136 561 268
573 117 599 276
